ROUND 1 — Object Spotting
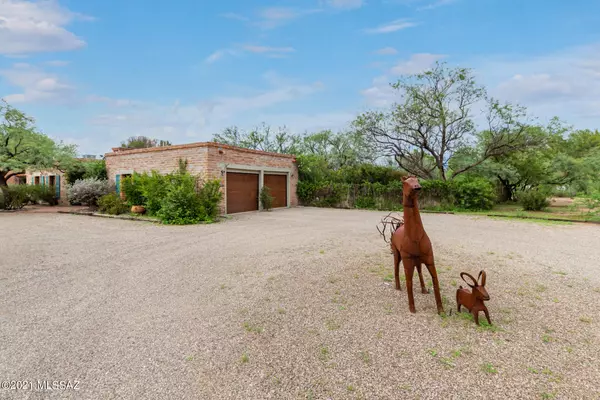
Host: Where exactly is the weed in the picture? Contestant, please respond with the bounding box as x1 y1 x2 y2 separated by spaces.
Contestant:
272 376 281 385
450 279 457 287
384 304 394 314
399 384 412 391
353 273 359 279
240 353 249 363
594 288 600 293
268 276 276 282
306 389 314 400
481 363 498 374
277 308 286 315
319 250 325 254
243 322 264 334
542 334 553 343
219 283 226 290
553 271 568 276
335 289 340 295
347 385 356 392
383 273 394 282
376 331 383 339
541 368 553 376
185 355 194 361
451 349 462 358
319 346 330 362
579 316 592 323
565 347 573 353
328 276 339 284
338 305 347 311
552 298 560 303
439 357 456 368
541 392 556 400
360 351 372 365
527 367 539 374
326 319 341 331
536 284 548 293
428 349 438 357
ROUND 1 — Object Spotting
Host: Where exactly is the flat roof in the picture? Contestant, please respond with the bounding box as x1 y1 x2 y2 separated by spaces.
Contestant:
105 141 296 159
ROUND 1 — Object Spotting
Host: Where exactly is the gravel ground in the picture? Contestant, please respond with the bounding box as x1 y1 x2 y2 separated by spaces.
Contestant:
1 208 599 400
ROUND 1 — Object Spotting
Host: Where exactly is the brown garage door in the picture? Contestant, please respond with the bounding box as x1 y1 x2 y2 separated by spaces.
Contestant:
264 174 287 208
227 172 259 214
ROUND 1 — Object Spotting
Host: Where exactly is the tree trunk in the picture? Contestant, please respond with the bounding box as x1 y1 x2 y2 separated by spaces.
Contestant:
0 173 8 187
497 176 516 202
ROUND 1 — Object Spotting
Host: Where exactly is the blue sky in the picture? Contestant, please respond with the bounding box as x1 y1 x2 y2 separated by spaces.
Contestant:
1 0 600 156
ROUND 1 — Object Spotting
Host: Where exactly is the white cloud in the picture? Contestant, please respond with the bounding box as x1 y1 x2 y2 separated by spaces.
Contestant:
417 0 458 11
253 7 321 29
219 12 249 22
364 19 417 34
85 74 327 153
0 0 91 55
204 49 238 64
361 53 445 106
323 0 365 10
0 62 75 103
477 43 600 128
374 47 398 55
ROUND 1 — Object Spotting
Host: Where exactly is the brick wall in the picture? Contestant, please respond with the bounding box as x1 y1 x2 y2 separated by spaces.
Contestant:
105 142 299 214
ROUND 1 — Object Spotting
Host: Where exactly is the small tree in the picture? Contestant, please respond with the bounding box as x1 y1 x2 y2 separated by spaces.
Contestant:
355 62 534 181
260 185 274 211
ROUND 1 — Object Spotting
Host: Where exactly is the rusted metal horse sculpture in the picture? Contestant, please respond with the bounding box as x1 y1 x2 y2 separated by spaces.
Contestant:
389 176 444 314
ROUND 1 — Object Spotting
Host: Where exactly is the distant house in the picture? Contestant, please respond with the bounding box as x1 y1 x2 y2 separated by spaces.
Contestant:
104 141 299 215
7 168 68 205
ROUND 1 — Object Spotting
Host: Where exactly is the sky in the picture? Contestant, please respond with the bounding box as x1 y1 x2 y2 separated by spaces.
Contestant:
1 0 600 157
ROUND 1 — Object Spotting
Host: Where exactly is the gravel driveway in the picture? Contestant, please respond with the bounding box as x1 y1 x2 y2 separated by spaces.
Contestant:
1 208 599 400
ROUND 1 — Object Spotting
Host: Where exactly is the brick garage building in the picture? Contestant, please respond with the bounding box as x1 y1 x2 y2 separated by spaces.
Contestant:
104 142 299 215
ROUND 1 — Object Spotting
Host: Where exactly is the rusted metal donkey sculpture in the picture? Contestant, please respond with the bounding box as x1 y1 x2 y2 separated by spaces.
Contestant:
456 270 492 326
389 176 444 315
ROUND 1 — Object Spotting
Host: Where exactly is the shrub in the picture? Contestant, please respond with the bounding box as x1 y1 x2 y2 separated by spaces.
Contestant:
122 174 146 206
156 173 204 225
452 177 496 211
140 171 168 215
198 179 222 221
67 178 113 207
37 185 59 206
65 163 87 184
260 185 274 211
0 185 30 210
98 193 129 215
518 188 551 211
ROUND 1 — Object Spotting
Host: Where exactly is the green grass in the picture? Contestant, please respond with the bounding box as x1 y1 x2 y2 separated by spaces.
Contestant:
325 319 341 331
242 322 264 334
347 385 356 392
240 352 249 363
481 363 498 374
359 351 371 365
579 316 592 323
319 346 330 362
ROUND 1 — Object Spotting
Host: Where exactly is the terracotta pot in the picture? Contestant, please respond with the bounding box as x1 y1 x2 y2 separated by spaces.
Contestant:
131 205 146 214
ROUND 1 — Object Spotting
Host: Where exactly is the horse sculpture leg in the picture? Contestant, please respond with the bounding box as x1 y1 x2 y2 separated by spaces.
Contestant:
403 260 417 314
426 263 444 314
416 264 429 294
393 248 402 291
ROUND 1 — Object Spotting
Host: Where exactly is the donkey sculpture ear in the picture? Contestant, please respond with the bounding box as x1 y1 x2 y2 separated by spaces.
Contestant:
401 176 408 182
460 272 478 288
479 270 486 286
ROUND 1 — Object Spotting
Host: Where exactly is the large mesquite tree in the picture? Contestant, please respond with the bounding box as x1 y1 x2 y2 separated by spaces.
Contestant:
354 62 537 181
0 100 76 186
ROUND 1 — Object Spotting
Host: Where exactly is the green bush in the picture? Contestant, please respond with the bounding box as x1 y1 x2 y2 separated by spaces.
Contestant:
518 188 551 211
84 159 108 180
140 171 168 215
355 196 376 209
260 185 274 211
32 185 59 206
122 174 146 206
198 179 222 221
452 177 496 211
0 185 30 210
98 193 129 215
156 173 204 225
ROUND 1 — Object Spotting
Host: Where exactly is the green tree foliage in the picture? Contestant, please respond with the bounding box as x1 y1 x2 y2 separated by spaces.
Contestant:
120 136 172 149
260 186 274 211
355 62 534 181
213 123 300 154
64 159 108 184
0 100 76 186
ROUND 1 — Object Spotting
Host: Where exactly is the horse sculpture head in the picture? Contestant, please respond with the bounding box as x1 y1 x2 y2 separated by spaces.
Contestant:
401 175 422 204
